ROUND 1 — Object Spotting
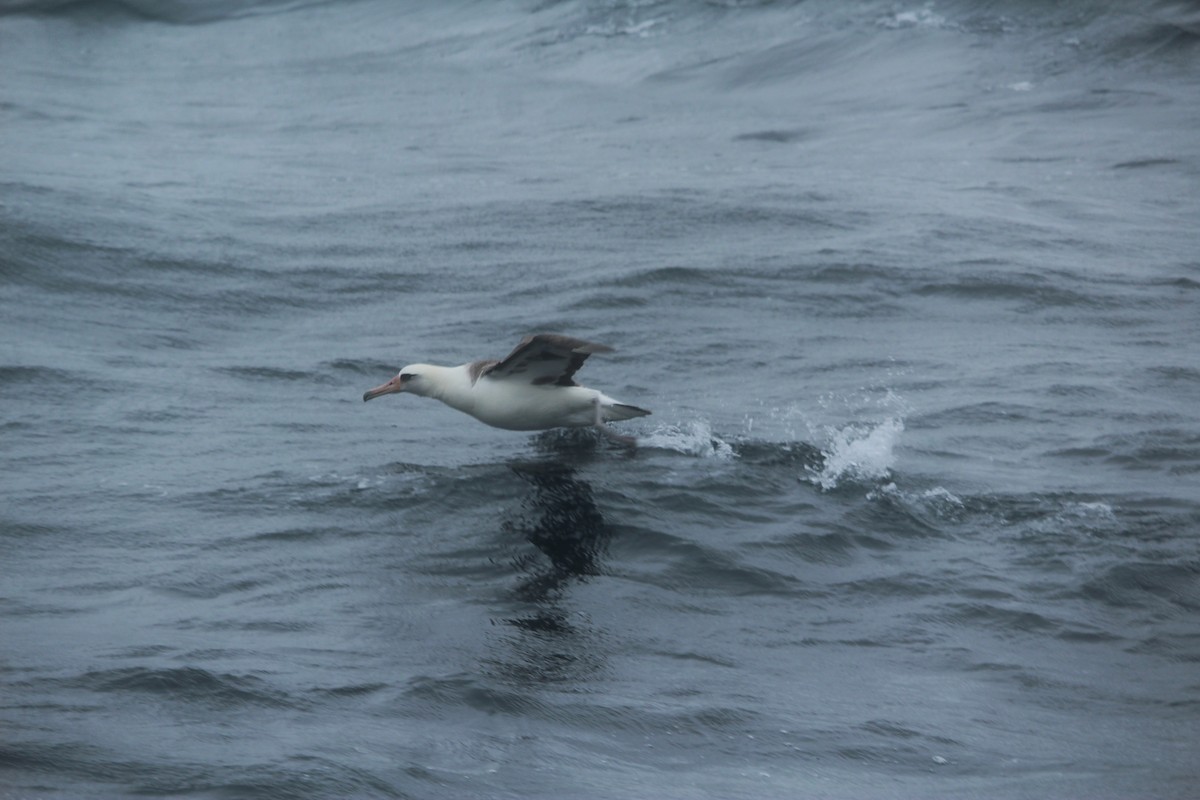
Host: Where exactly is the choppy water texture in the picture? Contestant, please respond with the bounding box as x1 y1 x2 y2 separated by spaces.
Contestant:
2 1 1199 798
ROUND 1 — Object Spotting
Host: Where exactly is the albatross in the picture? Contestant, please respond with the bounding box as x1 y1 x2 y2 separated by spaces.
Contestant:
363 334 651 445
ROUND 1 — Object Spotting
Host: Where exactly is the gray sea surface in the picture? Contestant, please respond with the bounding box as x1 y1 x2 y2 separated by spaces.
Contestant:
2 1 1199 798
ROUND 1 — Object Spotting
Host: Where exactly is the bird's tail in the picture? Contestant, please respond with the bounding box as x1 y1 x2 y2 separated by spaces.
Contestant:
604 402 651 422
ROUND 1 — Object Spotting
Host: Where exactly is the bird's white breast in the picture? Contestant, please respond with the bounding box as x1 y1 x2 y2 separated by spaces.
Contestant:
461 379 600 431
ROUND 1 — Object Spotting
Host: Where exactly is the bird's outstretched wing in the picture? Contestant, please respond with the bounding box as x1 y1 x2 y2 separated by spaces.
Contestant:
476 334 614 387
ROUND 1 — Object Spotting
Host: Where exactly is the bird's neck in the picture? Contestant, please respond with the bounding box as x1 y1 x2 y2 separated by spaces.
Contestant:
415 364 475 412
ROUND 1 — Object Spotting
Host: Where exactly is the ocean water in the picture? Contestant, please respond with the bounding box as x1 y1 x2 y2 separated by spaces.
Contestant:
2 0 1199 797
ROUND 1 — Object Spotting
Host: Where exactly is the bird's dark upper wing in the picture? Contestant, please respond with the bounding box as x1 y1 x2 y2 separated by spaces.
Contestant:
478 334 614 387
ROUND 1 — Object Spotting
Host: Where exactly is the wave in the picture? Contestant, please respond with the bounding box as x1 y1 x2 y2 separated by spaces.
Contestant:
74 666 294 708
0 0 324 24
1083 561 1200 612
6 0 1197 72
1049 428 1200 476
641 419 737 459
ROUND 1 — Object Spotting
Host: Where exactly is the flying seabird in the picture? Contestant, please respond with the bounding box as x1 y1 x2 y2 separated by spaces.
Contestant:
362 334 651 445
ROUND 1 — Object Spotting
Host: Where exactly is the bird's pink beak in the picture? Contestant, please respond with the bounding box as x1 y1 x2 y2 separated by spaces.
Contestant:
363 375 405 402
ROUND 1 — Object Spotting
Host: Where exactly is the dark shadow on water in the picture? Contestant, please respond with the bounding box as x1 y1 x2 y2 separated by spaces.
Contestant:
504 458 609 603
486 448 615 684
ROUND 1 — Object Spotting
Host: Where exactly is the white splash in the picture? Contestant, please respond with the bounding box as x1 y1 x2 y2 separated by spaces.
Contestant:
810 417 904 490
642 419 736 459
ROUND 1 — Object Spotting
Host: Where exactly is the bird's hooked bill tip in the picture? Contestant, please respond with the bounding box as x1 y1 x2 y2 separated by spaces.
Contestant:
363 376 403 402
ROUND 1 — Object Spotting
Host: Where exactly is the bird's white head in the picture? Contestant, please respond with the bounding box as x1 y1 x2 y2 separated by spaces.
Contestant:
362 365 433 402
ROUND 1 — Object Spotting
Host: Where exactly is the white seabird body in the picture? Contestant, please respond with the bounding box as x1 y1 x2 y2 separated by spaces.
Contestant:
363 334 650 444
